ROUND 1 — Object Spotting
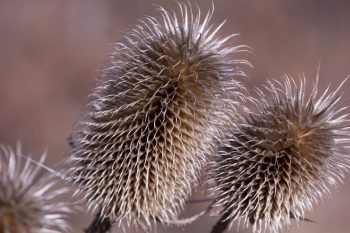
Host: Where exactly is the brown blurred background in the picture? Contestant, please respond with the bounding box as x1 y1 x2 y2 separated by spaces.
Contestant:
1 0 350 232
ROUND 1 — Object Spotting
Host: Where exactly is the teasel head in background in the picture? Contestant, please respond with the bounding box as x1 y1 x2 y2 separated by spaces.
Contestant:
209 75 350 233
0 144 73 233
67 2 250 231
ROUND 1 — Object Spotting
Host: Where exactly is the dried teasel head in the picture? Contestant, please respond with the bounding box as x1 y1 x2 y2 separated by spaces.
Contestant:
210 75 350 233
0 145 73 233
68 3 249 228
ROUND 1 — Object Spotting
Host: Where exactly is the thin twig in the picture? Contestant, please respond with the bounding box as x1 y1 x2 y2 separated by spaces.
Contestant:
85 212 112 233
210 211 231 233
188 197 214 204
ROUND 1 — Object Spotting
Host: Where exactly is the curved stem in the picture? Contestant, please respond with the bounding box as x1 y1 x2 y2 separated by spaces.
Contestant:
210 211 231 233
85 212 112 233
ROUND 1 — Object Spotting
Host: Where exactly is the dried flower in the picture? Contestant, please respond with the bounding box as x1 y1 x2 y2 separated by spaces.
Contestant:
0 145 72 233
210 75 350 233
68 3 248 228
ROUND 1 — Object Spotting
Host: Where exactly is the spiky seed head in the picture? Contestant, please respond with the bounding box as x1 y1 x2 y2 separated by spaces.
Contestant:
0 145 72 233
68 3 248 227
210 75 350 233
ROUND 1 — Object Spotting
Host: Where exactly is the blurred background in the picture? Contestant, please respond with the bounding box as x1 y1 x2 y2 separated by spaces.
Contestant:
1 0 350 232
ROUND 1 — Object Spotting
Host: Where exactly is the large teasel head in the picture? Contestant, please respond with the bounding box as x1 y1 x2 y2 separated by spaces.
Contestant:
68 3 249 228
0 145 72 233
210 75 350 233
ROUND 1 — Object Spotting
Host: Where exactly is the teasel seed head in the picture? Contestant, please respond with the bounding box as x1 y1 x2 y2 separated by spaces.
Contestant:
210 75 350 233
68 3 249 228
0 144 73 233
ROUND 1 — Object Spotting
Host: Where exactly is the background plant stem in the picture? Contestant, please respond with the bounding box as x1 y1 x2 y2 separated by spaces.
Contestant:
210 211 231 233
85 212 111 233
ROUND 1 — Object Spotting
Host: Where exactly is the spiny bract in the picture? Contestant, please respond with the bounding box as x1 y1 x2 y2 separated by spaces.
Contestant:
210 75 350 233
0 145 72 233
68 3 248 227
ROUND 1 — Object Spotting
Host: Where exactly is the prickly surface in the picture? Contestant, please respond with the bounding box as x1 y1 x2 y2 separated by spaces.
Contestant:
68 4 248 226
0 145 72 233
210 76 350 233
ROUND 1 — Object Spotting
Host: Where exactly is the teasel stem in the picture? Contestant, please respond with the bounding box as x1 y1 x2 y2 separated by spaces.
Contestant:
210 211 231 233
85 211 112 233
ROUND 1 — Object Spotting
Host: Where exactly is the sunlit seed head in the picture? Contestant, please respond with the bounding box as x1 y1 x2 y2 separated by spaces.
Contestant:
0 145 73 233
68 3 249 228
210 75 350 233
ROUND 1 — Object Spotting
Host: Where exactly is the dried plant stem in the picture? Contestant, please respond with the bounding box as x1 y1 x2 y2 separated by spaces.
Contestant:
85 212 111 233
210 211 231 233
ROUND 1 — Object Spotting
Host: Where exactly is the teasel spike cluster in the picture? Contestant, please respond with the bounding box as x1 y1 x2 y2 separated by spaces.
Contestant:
209 74 350 233
0 144 73 233
67 2 250 231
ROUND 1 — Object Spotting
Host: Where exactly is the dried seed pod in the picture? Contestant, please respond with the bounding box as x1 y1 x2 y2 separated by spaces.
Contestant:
68 3 248 228
210 76 350 233
0 145 72 233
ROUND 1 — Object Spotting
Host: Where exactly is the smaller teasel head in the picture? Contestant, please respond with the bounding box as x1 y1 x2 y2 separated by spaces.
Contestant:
210 75 350 233
0 144 73 233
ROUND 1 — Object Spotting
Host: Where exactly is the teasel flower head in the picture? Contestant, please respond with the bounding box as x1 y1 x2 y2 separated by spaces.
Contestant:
210 75 350 233
68 3 249 228
0 145 73 233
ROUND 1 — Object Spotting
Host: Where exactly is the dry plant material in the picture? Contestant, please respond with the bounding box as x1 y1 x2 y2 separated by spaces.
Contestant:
0 145 72 233
210 76 350 233
68 3 249 230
